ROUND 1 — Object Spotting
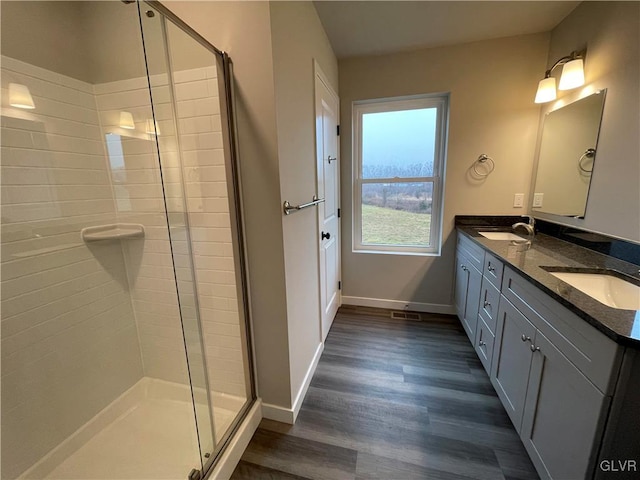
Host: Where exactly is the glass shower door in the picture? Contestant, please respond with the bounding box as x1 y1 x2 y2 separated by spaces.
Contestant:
138 2 255 471
133 1 218 466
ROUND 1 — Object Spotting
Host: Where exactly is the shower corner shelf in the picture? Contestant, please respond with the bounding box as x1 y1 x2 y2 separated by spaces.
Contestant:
81 224 145 242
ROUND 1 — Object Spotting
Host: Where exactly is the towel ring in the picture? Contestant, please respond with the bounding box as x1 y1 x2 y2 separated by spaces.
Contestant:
473 154 495 177
578 148 595 173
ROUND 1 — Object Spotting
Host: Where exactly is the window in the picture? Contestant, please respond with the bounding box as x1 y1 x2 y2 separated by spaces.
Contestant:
352 94 449 255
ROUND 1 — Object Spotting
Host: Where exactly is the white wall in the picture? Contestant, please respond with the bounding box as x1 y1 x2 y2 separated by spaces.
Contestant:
0 56 144 480
269 1 339 409
339 33 550 310
0 1 151 85
533 1 640 242
0 1 92 83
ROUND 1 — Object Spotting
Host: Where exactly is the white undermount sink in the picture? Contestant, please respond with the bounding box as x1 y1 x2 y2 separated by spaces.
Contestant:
548 271 640 310
478 231 528 241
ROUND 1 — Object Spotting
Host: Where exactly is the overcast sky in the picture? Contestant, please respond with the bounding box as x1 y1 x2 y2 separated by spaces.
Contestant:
362 108 436 177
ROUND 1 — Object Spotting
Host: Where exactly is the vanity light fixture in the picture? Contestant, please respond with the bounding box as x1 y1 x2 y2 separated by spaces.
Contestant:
9 83 35 109
119 111 135 130
534 50 586 104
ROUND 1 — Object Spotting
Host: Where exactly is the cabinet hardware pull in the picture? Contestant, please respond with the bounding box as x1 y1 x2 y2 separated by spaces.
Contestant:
488 264 495 272
521 334 531 342
484 301 491 307
461 264 468 271
530 344 540 352
479 340 486 346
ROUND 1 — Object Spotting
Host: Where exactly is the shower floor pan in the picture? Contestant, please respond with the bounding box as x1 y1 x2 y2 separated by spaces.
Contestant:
20 378 243 480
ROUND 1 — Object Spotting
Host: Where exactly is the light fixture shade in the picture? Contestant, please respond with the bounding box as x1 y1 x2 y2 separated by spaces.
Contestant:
119 111 135 130
9 83 35 109
534 77 557 104
559 58 585 90
145 118 160 135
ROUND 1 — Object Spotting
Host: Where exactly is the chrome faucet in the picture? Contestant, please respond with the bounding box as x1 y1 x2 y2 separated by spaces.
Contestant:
512 215 535 236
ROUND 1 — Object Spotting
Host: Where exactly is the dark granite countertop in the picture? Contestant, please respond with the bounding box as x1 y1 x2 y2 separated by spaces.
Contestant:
457 226 640 348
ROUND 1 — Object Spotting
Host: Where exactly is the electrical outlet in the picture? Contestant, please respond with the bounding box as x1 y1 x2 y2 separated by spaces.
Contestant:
513 193 524 208
533 193 544 208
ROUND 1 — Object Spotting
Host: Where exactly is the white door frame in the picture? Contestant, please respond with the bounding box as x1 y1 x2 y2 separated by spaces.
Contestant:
314 60 341 341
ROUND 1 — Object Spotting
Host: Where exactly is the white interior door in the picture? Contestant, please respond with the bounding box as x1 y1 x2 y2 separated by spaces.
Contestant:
315 65 340 341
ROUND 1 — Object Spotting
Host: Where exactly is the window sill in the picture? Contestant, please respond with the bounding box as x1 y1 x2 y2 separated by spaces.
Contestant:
353 248 441 257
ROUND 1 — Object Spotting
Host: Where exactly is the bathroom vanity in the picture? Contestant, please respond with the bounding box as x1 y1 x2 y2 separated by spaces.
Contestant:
454 217 640 480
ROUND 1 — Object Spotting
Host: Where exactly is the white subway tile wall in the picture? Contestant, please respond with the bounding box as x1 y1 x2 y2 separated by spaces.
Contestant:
1 56 247 478
93 65 248 400
0 56 144 479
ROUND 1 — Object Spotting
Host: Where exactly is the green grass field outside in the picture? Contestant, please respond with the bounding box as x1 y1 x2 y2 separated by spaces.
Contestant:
362 204 431 245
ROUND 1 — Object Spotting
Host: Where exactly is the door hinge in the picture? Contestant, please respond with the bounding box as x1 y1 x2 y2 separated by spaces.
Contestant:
338 281 341 290
338 208 341 218
336 125 340 136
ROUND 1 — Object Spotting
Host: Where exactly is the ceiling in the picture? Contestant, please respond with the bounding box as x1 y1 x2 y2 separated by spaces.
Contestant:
313 1 581 59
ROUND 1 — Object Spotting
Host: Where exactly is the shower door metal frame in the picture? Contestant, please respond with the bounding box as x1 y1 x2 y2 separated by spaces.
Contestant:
140 1 257 477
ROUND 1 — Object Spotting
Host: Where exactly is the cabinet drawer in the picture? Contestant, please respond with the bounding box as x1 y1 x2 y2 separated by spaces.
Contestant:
479 277 500 334
457 234 485 272
483 252 504 290
502 267 622 394
476 314 496 374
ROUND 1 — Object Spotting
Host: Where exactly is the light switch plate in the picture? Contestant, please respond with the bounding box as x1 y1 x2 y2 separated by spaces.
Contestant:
533 193 544 208
513 193 524 208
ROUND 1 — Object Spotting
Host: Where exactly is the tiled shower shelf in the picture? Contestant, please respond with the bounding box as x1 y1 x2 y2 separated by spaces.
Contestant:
81 224 145 242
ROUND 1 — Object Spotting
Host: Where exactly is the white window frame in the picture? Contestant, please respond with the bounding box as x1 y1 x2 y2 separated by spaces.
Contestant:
352 93 449 256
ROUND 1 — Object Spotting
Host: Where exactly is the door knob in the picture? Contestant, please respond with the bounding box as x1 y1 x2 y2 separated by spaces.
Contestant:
321 231 331 240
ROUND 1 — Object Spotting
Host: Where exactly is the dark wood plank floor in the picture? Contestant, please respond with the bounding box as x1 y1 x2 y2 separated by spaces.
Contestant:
231 309 539 480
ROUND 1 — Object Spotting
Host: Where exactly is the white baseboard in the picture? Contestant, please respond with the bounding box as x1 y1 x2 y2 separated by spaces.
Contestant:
261 342 324 425
261 402 295 424
209 399 262 480
292 342 323 422
342 296 456 315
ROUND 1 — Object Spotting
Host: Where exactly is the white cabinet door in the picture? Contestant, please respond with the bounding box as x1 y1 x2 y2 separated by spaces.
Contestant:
455 249 482 343
463 264 482 343
454 250 470 319
521 330 608 480
491 297 536 432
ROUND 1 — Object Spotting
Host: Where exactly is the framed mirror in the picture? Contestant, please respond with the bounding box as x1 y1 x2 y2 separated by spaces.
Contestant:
532 90 606 218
